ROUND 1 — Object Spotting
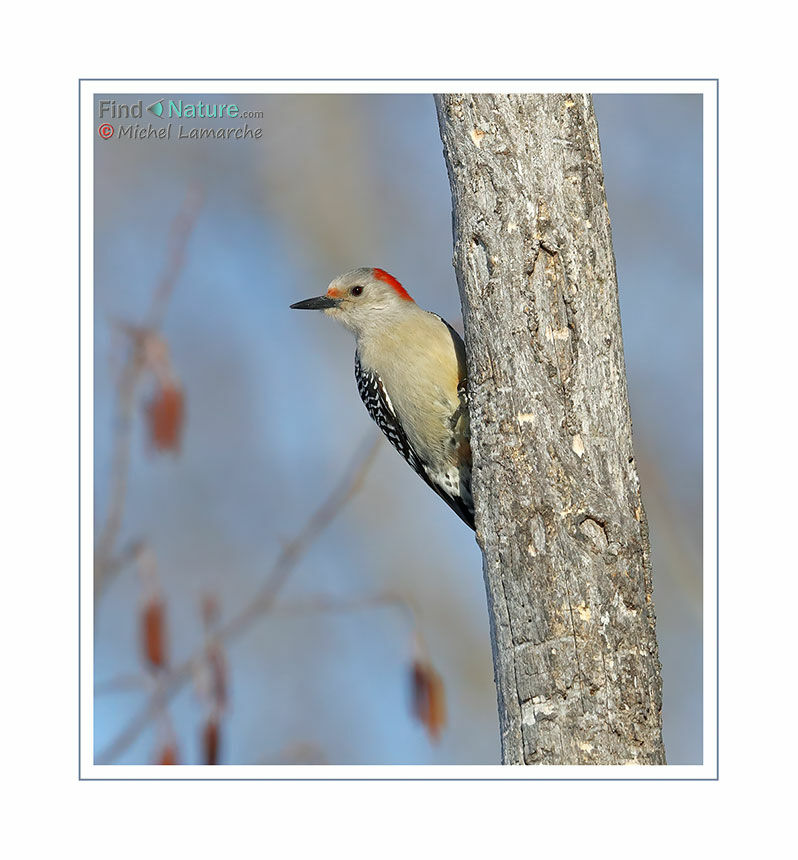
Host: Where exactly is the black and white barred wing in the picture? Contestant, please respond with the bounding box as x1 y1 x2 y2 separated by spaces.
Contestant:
354 351 427 478
354 351 474 529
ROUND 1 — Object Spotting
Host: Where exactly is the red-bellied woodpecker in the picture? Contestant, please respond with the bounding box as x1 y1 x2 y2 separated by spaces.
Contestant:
291 267 474 529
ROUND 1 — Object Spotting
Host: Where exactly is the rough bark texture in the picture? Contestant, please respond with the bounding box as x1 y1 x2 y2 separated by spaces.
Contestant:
435 93 665 765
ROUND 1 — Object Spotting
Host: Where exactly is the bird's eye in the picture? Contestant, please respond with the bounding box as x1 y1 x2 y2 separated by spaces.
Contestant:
350 286 364 296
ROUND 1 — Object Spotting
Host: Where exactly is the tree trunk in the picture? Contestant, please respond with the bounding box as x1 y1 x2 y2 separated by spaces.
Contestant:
435 93 666 765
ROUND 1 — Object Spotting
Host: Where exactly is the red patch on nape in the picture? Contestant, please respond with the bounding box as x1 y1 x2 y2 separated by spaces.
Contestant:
373 268 414 302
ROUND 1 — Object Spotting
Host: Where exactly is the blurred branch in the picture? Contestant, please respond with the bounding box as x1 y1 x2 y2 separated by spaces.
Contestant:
94 189 203 601
94 673 152 696
96 433 381 765
195 595 228 765
274 591 416 623
277 590 446 741
95 589 415 701
146 186 204 330
93 334 144 599
98 538 145 587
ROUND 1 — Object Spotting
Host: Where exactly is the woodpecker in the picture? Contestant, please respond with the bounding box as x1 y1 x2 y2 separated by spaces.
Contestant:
291 267 474 529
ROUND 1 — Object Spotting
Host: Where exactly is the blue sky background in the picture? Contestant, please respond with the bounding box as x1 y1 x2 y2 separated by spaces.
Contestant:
94 93 702 765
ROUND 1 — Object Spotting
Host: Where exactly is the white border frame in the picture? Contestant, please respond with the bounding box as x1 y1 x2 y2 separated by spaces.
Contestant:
80 78 718 780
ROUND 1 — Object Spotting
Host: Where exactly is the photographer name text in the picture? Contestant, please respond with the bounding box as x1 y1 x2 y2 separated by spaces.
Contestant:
113 122 263 141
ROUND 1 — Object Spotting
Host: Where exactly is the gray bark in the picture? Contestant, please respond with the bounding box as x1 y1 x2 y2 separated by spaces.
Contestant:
435 93 665 765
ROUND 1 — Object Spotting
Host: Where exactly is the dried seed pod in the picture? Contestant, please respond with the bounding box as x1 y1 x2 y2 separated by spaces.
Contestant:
202 718 220 766
157 743 178 765
146 382 184 453
141 597 167 669
410 659 446 742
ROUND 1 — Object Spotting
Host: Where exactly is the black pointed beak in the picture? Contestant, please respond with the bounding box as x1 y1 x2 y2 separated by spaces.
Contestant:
290 295 340 311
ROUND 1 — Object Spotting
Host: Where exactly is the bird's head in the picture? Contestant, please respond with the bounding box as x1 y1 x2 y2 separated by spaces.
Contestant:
290 267 415 336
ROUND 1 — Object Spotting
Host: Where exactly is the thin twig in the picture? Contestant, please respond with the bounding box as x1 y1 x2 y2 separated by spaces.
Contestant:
99 539 146 587
94 350 143 598
94 673 153 696
94 190 203 600
96 434 381 765
146 185 203 330
274 591 418 627
94 589 416 702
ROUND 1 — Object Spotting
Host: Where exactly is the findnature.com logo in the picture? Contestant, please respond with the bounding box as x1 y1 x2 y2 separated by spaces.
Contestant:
96 98 265 141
